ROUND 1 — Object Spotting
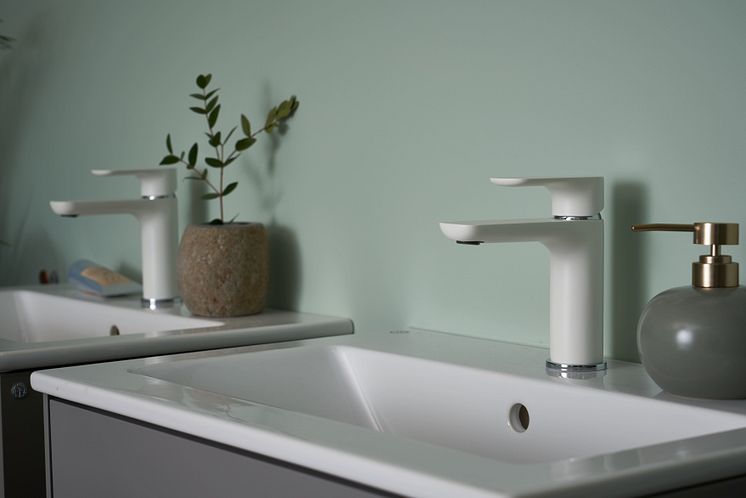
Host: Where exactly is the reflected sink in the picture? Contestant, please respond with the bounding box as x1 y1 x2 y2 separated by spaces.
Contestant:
0 289 222 343
135 344 746 465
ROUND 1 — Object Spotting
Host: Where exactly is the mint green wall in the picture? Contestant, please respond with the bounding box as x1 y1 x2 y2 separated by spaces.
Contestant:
1 1 744 361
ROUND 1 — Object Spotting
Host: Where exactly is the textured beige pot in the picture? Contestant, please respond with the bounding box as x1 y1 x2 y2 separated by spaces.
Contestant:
177 223 268 317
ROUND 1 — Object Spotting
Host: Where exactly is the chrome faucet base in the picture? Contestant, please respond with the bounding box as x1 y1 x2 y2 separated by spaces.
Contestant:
142 297 178 310
546 360 607 372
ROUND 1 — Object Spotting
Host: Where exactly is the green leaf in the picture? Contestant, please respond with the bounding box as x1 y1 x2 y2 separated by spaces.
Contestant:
201 192 221 200
166 134 173 154
206 96 218 113
208 132 221 147
276 96 299 120
223 156 237 167
205 157 224 168
190 106 207 115
240 114 251 136
188 143 198 167
208 218 224 225
190 93 206 100
235 137 256 151
196 74 212 89
159 155 180 165
204 89 219 101
265 107 277 130
224 126 238 143
222 182 238 197
277 99 293 119
208 105 221 128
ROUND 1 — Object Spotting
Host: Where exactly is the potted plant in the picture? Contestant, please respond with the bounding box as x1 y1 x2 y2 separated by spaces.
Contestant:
160 73 298 317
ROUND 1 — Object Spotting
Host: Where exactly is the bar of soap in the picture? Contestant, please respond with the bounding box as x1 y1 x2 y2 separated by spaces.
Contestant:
68 259 142 297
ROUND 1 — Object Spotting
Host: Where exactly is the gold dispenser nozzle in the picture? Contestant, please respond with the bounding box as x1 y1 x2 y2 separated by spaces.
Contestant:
631 222 740 288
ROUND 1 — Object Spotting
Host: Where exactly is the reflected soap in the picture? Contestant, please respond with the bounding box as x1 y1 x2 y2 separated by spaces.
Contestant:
67 259 142 297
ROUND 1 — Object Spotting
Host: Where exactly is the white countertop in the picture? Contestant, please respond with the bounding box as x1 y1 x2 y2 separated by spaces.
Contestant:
31 329 746 497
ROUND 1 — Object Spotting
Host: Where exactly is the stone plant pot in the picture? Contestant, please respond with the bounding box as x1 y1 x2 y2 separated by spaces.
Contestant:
177 223 268 317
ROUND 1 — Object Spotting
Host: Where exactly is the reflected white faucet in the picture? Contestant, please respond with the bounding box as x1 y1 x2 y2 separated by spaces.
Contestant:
50 169 179 309
440 177 605 371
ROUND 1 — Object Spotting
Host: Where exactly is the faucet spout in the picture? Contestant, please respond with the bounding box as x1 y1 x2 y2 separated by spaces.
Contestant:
49 169 179 308
51 199 162 217
441 217 604 369
441 218 572 244
440 177 606 371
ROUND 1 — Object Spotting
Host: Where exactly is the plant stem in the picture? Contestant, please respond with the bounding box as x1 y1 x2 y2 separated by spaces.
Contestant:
179 160 220 195
202 86 224 222
251 123 275 139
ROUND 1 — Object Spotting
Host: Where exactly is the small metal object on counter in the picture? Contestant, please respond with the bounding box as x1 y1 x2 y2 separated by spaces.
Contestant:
38 270 59 284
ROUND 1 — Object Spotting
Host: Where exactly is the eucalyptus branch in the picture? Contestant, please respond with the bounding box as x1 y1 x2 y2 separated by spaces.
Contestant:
178 158 220 195
159 73 299 224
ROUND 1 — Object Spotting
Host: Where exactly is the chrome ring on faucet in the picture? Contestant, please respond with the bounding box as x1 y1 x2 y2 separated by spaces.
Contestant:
142 297 178 310
553 214 602 221
142 194 177 201
545 359 607 372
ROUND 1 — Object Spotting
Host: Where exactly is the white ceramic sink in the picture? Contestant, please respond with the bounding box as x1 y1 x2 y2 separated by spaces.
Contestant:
135 344 746 465
0 284 352 373
0 289 221 343
31 330 746 497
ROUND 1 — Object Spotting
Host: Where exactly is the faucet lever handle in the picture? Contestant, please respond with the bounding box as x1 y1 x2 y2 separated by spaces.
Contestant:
92 169 177 198
490 177 604 217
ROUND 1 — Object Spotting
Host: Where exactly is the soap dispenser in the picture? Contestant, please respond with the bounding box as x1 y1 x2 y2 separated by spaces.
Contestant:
632 222 746 399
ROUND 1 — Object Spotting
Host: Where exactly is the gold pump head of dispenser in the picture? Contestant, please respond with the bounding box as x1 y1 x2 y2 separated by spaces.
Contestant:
631 222 740 288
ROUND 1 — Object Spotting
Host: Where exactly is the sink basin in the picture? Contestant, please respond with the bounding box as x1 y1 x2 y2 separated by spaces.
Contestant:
31 330 746 497
135 344 746 465
0 289 221 343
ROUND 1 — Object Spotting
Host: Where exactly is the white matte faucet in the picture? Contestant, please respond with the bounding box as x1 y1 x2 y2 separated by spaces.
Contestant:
50 169 179 309
440 177 605 371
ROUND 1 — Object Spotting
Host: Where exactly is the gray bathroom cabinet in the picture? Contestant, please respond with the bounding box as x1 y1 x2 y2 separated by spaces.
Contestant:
44 398 396 498
0 369 46 498
43 397 746 498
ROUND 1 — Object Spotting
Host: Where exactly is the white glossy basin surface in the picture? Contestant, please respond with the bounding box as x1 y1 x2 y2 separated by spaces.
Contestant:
31 331 746 497
0 290 221 343
135 344 746 465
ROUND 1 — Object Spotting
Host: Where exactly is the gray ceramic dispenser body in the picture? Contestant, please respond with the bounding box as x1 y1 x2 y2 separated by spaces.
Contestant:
633 222 746 399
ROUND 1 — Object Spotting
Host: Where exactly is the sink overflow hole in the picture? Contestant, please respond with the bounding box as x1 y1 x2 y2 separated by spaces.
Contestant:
508 403 530 433
109 325 120 336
